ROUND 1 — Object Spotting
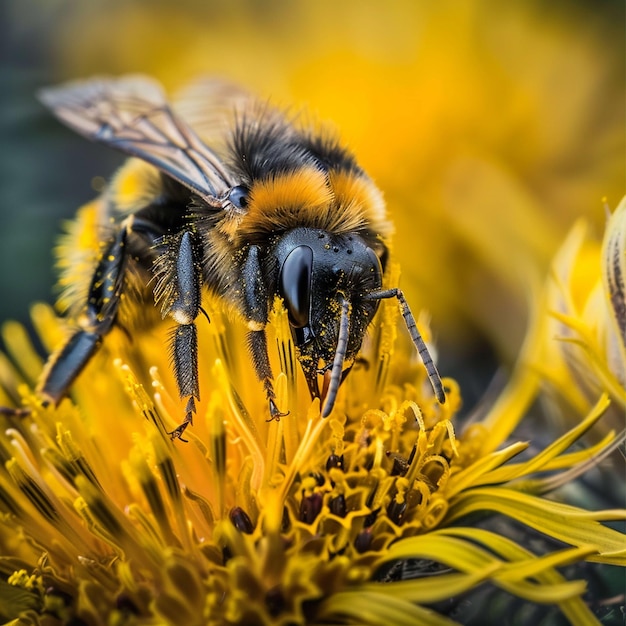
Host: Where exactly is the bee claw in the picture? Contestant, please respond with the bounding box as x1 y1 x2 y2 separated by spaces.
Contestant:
167 423 190 442
168 399 195 441
267 399 289 422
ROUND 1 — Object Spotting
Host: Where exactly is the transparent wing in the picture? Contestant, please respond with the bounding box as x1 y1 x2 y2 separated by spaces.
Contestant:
39 74 234 203
173 78 253 148
173 78 295 151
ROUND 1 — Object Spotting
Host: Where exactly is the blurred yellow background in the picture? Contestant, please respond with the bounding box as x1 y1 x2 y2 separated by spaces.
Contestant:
2 0 624 403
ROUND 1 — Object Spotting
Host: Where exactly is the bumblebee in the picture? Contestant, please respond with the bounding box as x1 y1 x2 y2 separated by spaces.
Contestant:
36 75 445 439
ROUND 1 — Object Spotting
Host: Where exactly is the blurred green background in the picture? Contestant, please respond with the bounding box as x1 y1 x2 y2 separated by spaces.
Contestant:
1 0 624 405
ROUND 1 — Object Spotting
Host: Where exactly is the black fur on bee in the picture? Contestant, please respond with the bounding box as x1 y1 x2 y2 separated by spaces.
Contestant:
33 75 445 439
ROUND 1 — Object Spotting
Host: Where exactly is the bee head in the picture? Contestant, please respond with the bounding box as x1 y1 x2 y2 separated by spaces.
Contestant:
274 227 384 405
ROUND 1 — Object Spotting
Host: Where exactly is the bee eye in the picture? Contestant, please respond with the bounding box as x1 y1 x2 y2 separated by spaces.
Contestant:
228 185 248 209
279 245 313 328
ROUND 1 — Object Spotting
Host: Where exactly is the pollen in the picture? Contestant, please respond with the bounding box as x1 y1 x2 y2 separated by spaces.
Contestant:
171 309 193 325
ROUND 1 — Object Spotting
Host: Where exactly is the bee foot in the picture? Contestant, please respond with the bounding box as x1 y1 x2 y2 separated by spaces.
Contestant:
168 400 195 441
267 399 289 422
168 422 190 442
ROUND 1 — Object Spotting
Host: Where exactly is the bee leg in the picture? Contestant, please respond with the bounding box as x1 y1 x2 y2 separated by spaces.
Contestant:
38 226 128 404
241 245 288 420
167 324 199 441
247 329 288 421
162 231 202 441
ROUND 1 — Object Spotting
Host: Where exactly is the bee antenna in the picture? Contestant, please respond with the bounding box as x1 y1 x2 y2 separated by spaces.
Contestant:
365 288 446 404
321 298 351 418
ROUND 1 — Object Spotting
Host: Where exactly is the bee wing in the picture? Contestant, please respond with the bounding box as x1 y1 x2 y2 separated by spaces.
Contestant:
173 78 254 147
38 75 233 203
173 78 294 150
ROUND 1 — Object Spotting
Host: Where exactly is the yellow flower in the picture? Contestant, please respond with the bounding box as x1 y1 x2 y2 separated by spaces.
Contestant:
0 214 624 624
540 197 626 428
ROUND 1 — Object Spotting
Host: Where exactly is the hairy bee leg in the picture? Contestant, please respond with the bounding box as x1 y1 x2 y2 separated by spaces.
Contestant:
241 245 288 419
163 231 203 441
365 288 446 404
247 329 288 421
38 226 129 404
167 324 199 441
